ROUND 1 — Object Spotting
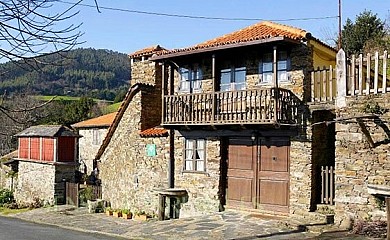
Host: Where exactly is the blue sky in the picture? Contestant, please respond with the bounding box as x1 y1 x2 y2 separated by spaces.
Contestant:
59 0 389 54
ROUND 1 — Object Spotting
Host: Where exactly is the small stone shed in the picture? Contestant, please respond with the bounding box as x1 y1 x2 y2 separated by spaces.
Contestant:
13 125 79 205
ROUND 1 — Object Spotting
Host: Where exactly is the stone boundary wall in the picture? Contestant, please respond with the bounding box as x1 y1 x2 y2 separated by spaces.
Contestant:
335 93 390 226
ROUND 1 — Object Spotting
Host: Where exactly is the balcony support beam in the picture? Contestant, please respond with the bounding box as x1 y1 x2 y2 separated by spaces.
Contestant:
273 46 278 122
161 62 165 124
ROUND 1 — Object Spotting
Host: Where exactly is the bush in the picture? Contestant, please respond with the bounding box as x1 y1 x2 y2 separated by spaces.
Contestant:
0 189 14 206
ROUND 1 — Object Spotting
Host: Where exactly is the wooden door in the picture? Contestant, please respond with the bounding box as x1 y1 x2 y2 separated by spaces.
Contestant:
226 138 255 208
257 137 290 213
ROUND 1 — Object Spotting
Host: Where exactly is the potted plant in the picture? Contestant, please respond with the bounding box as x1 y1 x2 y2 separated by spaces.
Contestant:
113 209 122 218
133 209 148 221
105 207 113 216
122 209 132 219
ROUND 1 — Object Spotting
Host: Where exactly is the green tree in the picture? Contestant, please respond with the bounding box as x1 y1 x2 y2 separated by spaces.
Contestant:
341 10 387 55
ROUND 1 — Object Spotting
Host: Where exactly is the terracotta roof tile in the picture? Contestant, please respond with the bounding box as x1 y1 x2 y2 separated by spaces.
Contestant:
72 112 117 128
139 128 168 137
155 21 323 57
129 45 168 58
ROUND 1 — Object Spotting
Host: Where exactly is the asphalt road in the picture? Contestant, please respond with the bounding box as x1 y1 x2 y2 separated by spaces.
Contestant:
0 216 124 240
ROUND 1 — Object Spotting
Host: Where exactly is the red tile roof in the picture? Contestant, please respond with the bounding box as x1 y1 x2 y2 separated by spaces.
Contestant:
196 21 307 48
140 128 168 137
72 112 117 128
129 45 167 58
153 21 333 58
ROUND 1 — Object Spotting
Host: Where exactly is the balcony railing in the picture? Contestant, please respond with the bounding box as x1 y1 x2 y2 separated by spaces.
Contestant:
163 88 301 126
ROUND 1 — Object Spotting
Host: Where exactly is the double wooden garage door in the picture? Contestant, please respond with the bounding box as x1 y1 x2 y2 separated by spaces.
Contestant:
227 137 290 213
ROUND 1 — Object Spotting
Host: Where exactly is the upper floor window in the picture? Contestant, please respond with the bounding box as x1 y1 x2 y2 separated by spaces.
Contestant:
220 66 246 91
179 66 202 93
184 138 206 172
259 51 290 84
92 129 102 145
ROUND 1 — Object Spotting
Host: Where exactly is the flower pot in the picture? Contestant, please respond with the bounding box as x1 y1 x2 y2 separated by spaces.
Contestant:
122 213 132 219
133 214 148 221
113 211 122 218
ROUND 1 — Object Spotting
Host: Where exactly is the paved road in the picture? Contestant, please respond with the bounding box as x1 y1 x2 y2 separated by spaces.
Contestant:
0 216 124 240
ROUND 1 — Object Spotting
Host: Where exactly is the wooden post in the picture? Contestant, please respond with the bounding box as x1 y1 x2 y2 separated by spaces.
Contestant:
161 62 165 124
211 54 216 124
158 194 166 221
386 197 390 240
273 46 278 122
336 48 347 108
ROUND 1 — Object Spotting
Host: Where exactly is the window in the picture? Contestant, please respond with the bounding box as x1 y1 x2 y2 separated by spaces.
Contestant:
220 66 246 91
179 66 202 93
259 51 290 83
184 139 206 172
92 129 101 145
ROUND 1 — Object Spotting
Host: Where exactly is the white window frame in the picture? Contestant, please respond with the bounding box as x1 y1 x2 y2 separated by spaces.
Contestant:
179 66 203 93
92 129 101 145
220 66 247 91
183 138 206 172
259 51 290 84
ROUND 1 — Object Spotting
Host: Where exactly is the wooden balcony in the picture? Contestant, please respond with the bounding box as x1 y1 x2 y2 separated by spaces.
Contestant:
163 88 302 126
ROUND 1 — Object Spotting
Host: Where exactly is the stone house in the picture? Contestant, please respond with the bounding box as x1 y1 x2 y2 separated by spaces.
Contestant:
72 112 116 176
12 125 79 205
97 22 342 219
97 20 390 226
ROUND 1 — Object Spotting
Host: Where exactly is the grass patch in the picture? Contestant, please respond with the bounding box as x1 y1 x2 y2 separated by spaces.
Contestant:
105 101 122 113
0 207 30 215
35 95 113 103
35 95 81 101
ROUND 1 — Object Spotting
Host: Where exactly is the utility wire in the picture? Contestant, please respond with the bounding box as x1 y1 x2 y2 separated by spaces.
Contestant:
58 0 338 22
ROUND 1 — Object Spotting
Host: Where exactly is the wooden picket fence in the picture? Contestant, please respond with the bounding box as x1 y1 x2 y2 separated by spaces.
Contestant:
311 50 390 103
321 166 335 205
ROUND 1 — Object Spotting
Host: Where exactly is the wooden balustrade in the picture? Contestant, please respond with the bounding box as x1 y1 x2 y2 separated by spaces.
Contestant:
163 88 300 125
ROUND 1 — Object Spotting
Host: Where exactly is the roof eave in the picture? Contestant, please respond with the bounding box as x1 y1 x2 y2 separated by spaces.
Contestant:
151 36 301 61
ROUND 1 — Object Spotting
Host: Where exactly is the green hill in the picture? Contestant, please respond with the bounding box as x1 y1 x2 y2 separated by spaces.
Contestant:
0 48 130 100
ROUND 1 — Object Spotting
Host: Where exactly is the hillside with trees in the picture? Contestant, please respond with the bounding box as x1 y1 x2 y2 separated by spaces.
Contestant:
0 48 130 100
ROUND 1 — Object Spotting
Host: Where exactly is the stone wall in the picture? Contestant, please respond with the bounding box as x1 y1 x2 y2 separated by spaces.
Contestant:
334 93 390 225
14 161 76 205
78 128 108 175
99 58 168 215
99 91 169 214
15 161 55 204
289 140 312 216
173 134 221 217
